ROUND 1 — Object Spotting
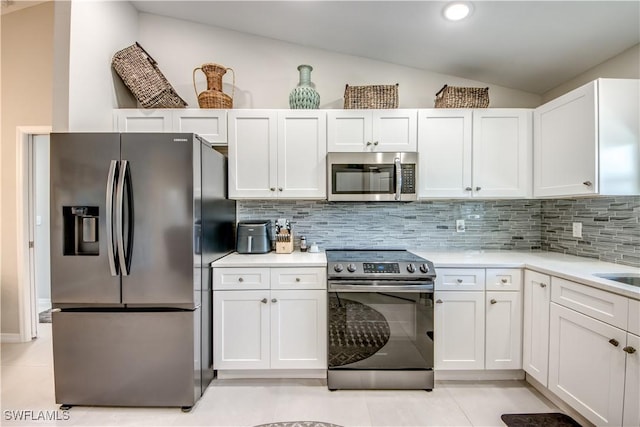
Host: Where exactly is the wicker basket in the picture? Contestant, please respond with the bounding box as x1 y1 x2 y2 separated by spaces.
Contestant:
344 83 398 109
112 42 187 109
434 85 489 108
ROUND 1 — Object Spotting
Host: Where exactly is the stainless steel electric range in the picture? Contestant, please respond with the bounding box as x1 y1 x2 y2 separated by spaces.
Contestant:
326 249 436 391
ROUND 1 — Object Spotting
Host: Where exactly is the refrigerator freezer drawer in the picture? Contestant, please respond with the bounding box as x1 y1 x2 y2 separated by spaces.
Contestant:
52 310 199 407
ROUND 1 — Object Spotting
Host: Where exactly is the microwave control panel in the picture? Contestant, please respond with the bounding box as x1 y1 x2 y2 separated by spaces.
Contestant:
401 164 416 194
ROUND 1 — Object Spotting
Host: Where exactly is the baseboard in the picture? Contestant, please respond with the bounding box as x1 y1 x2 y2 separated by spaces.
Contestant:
525 374 595 427
1 333 23 343
435 369 525 381
216 369 327 380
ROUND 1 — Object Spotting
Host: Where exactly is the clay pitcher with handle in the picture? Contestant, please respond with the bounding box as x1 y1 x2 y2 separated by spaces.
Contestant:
193 63 235 108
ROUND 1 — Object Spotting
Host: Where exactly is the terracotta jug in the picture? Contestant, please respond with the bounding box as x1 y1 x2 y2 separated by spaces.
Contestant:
192 63 235 108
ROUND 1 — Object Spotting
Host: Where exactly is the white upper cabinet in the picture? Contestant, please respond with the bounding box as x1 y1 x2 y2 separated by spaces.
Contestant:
327 109 417 152
228 110 326 199
534 78 639 197
418 109 532 198
113 109 227 145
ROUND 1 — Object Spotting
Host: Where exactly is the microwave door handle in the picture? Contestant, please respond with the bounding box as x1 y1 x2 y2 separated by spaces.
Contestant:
394 157 402 201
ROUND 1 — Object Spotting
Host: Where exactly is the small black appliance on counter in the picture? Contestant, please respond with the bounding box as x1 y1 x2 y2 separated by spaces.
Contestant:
236 220 272 254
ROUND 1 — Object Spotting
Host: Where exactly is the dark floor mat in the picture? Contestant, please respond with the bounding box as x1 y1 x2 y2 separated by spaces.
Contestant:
501 412 582 427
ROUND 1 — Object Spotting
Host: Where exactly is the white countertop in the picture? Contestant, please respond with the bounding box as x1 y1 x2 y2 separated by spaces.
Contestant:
212 250 640 300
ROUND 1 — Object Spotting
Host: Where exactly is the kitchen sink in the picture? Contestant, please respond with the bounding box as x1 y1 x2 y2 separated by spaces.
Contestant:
594 273 640 288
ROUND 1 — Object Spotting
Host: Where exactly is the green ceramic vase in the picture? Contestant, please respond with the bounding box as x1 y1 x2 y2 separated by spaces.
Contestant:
289 64 320 109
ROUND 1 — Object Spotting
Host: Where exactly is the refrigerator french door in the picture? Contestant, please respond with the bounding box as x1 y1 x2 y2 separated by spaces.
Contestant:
50 133 235 409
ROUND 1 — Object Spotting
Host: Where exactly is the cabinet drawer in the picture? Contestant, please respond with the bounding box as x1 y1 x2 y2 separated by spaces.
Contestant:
271 268 326 290
629 299 640 336
213 268 270 290
551 277 629 329
486 269 522 291
435 268 485 291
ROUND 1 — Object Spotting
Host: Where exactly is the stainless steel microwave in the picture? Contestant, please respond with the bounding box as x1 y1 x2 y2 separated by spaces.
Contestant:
327 152 418 201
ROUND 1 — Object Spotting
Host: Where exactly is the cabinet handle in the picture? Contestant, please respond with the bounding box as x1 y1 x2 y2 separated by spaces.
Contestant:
238 277 244 282
475 186 482 191
490 299 497 305
366 141 372 146
261 298 267 304
465 187 472 191
278 187 283 192
583 181 593 187
539 283 547 288
609 338 620 347
270 187 276 191
435 299 443 304
295 277 301 282
501 278 508 283
456 279 463 283
373 141 379 146
271 298 278 303
623 346 637 354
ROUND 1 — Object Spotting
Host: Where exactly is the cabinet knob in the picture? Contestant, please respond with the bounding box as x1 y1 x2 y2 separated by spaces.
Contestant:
278 187 283 192
475 186 482 191
238 277 244 282
539 283 547 288
295 277 301 282
261 298 267 304
373 141 379 146
583 181 593 187
435 299 443 304
609 338 620 347
270 187 276 191
465 187 473 191
456 279 463 283
490 299 497 305
501 278 508 283
271 298 278 303
366 141 372 146
623 346 637 354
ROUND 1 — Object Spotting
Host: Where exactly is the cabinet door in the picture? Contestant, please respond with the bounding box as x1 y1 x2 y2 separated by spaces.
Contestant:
534 81 597 197
523 270 550 386
228 110 278 199
486 291 522 370
486 268 522 292
277 111 327 199
472 109 532 198
623 333 640 427
327 110 372 152
435 268 485 291
213 290 270 370
173 109 227 145
548 303 626 427
372 109 417 152
418 109 472 198
270 290 327 369
434 291 484 370
113 109 173 132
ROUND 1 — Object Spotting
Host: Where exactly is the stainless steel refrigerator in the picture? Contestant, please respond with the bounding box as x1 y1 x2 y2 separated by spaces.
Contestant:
50 133 235 410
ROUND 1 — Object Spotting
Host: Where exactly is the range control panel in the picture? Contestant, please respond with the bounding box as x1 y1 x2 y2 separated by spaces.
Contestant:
363 263 400 274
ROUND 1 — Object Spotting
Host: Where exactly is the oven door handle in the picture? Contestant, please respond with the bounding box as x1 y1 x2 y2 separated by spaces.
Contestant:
328 281 434 292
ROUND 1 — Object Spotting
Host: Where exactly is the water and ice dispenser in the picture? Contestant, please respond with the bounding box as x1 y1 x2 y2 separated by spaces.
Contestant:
63 206 99 255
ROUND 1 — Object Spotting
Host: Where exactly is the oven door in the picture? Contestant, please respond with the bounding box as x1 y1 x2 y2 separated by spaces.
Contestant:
327 281 434 371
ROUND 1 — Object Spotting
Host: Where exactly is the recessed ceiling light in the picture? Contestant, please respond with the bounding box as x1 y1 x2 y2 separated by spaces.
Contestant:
443 2 473 21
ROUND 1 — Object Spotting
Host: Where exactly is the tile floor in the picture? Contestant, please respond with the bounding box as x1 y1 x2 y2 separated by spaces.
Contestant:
1 324 560 427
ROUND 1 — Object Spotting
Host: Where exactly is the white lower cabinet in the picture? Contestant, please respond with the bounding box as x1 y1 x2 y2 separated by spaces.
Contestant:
434 268 522 371
213 267 327 374
522 270 551 386
623 332 640 427
548 303 627 426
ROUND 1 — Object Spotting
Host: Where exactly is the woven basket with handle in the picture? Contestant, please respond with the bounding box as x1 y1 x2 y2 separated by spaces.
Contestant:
344 83 399 109
434 85 489 108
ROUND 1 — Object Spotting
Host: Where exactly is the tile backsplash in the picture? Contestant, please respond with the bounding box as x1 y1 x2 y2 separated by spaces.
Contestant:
540 196 640 267
238 196 640 267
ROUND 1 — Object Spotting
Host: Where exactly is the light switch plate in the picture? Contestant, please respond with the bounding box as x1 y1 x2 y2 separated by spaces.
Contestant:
572 222 582 238
456 219 465 233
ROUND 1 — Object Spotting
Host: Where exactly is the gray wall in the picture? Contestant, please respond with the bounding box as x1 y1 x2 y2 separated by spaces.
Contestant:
238 196 640 268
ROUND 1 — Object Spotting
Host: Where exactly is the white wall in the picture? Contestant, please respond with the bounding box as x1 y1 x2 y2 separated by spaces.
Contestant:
63 0 138 131
542 44 640 103
138 13 542 110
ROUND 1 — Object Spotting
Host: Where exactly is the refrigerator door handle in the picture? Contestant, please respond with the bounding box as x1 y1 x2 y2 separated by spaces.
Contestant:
106 160 119 276
116 160 129 276
123 160 134 274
